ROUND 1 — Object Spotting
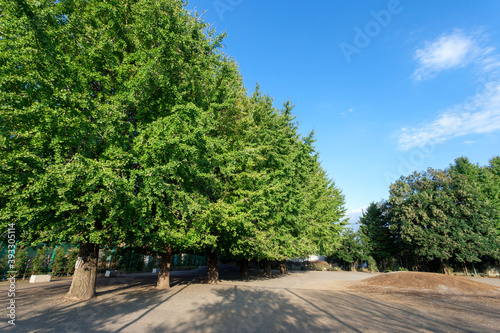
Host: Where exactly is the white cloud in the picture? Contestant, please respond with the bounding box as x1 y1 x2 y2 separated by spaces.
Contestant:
479 51 500 77
412 30 481 81
397 29 500 150
397 82 500 150
345 208 367 227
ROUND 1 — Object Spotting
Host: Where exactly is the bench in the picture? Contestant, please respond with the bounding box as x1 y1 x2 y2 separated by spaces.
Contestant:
29 275 51 283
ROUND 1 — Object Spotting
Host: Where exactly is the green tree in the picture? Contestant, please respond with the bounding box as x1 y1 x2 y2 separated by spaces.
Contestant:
1 0 347 294
449 156 500 235
389 168 500 274
359 201 396 271
217 92 345 277
0 0 227 297
32 246 49 275
331 228 367 271
132 55 247 286
484 157 500 234
50 246 67 276
292 133 346 260
0 245 29 278
16 246 30 279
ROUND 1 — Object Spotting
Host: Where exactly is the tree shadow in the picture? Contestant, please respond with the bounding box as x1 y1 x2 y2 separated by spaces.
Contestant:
168 286 500 332
283 288 500 332
167 285 336 333
4 271 500 332
6 277 188 332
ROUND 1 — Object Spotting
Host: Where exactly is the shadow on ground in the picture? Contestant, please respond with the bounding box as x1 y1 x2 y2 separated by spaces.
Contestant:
3 267 500 332
168 287 500 333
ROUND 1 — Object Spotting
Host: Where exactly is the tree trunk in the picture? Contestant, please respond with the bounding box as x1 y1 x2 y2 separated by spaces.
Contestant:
240 259 249 280
205 249 218 284
441 259 451 275
279 260 288 275
464 263 469 276
264 259 272 277
157 247 172 290
66 243 99 300
351 261 358 271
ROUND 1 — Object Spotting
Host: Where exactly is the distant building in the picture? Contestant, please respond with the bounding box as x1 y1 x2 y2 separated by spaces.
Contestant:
290 254 326 262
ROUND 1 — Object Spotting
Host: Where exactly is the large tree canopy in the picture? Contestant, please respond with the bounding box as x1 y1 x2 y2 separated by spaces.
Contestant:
0 0 228 297
388 168 499 273
360 159 500 273
449 156 500 235
1 0 347 296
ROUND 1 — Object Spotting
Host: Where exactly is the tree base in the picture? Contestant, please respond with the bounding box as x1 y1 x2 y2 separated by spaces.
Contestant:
66 243 99 300
240 259 249 280
264 259 272 277
205 249 219 284
279 260 288 275
157 248 172 290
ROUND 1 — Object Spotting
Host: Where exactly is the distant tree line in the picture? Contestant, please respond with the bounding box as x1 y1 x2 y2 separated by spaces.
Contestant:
357 157 500 274
0 0 346 299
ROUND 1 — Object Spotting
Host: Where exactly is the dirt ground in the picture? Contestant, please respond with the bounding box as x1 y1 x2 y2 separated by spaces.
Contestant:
1 266 500 332
352 271 500 295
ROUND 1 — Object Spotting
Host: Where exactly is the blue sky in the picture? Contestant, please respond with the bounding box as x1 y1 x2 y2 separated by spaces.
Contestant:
187 1 500 226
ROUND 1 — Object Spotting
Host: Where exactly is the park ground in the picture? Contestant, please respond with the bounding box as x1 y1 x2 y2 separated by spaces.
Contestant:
1 266 500 332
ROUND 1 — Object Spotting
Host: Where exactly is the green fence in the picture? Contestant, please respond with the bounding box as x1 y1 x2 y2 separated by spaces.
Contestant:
0 243 207 279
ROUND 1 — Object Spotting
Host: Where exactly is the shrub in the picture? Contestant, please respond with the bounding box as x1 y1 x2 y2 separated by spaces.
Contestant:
367 256 379 272
50 247 68 276
67 249 79 275
32 246 50 274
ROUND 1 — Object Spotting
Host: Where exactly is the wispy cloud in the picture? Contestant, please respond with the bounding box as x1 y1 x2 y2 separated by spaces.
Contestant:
412 30 481 81
397 82 500 150
396 29 500 150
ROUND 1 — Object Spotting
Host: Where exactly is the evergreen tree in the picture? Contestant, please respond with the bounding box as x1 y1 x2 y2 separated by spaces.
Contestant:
32 246 49 274
359 201 395 271
50 246 67 276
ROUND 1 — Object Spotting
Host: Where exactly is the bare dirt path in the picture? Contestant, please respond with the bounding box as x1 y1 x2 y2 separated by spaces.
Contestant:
1 267 499 332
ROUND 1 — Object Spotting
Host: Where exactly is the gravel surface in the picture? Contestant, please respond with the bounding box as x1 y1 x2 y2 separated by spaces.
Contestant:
1 266 499 332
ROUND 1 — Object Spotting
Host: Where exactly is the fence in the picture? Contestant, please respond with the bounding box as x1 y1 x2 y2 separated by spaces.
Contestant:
0 244 207 280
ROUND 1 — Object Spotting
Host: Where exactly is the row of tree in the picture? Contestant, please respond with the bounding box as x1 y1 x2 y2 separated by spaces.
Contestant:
0 0 346 299
359 157 500 274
